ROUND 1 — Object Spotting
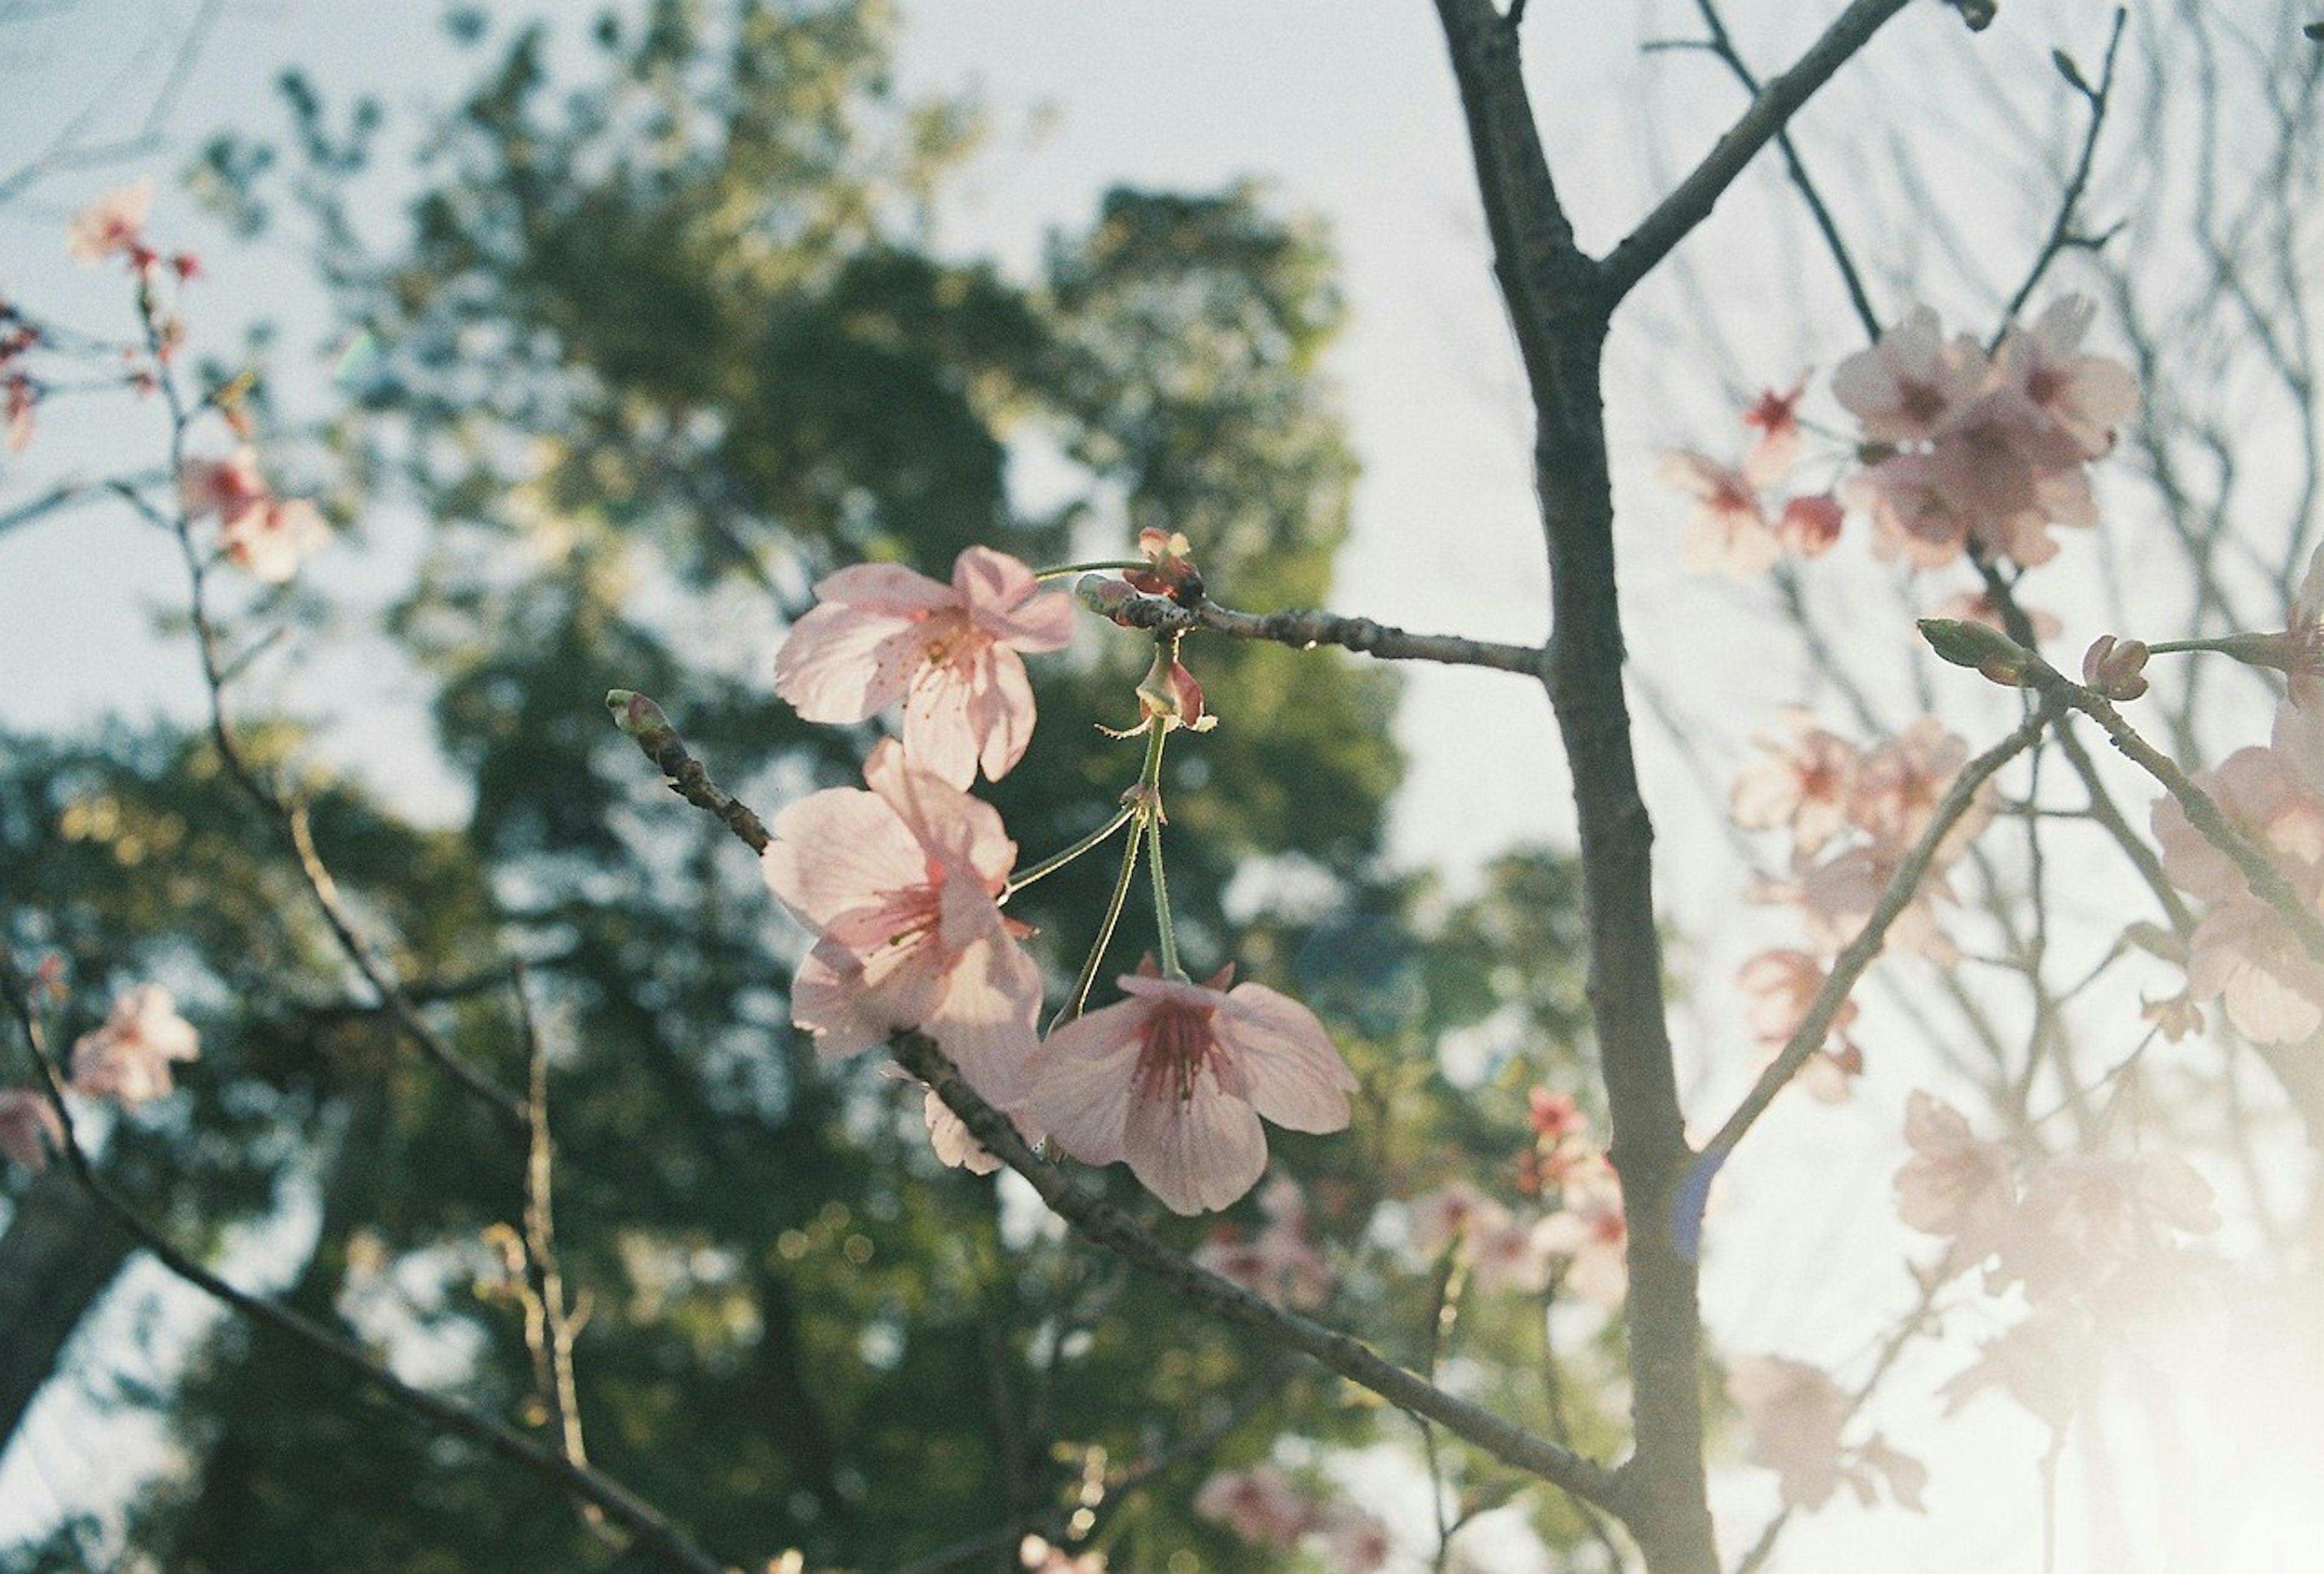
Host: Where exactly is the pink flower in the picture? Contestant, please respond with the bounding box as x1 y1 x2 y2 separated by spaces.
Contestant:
761 741 1042 1104
1534 1166 1628 1307
0 1087 64 1172
1026 966 1357 1216
1774 493 1845 557
71 983 199 1105
775 546 1075 787
4 376 32 454
1894 1090 2017 1274
1194 1175 1334 1308
1833 306 1989 445
222 496 330 583
1741 376 1808 479
1727 1356 1926 1513
1996 294 2138 457
1316 1504 1394 1573
1405 1181 1510 1259
1192 1464 1318 1549
1659 450 1782 579
1991 1152 2218 1302
1852 716 1989 867
1528 1086 1587 1141
1732 710 1860 859
179 447 329 582
1940 1305 2091 1432
67 179 155 266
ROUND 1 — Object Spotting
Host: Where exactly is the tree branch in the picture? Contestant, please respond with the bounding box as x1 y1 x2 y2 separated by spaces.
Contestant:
1601 0 1916 307
893 1033 1624 1515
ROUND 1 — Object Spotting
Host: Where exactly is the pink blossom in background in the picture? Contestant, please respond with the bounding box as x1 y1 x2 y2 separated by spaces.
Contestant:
1467 1209 1554 1294
1939 1305 2092 1433
1658 450 1783 579
1852 716 1989 867
1025 966 1356 1215
1534 1164 1628 1307
1192 1463 1318 1549
71 983 199 1105
1737 948 1863 1102
2265 542 2324 790
1731 709 1861 859
1774 493 1845 557
1727 1355 1927 1513
1404 1181 1510 1260
774 545 1075 787
761 741 1041 1106
1316 1503 1394 1573
66 178 154 266
1929 589 2061 641
1741 375 1808 478
1833 306 1989 445
2184 897 2324 1041
1528 1086 1587 1142
1894 1090 2017 1274
0 1088 64 1172
5 376 32 453
1193 1173 1334 1309
179 447 330 583
1990 1151 2218 1302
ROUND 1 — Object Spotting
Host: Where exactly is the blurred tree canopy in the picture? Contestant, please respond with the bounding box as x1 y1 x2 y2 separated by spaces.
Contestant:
0 1 1604 1568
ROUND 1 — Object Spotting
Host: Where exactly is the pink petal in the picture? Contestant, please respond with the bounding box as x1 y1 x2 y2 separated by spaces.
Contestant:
928 934 1042 1106
761 787 925 927
789 942 893 1060
1024 1008 1146 1166
863 739 1015 886
774 602 923 723
1123 1071 1270 1215
951 549 1071 655
898 667 983 788
815 560 959 612
967 646 1039 781
1214 985 1356 1133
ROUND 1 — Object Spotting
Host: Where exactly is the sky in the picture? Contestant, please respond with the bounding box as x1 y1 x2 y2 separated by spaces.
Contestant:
1 1 2303 1570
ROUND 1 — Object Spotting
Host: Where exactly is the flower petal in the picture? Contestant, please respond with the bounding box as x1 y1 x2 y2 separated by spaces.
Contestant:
1214 985 1356 1134
774 602 923 724
761 787 925 928
1123 1069 1270 1215
1024 1007 1146 1166
928 934 1042 1107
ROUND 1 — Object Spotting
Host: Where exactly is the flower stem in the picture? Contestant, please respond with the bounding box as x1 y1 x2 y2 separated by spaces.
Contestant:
1034 559 1146 582
1055 815 1143 1031
1004 801 1139 899
1134 715 1186 979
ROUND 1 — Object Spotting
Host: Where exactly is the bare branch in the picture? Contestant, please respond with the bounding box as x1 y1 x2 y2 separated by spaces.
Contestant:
893 1032 1626 1515
1094 588 1547 675
1601 0 1916 307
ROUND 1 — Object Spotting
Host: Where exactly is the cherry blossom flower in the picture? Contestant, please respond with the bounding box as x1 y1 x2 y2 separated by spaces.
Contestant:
1894 1090 2017 1274
1732 709 1861 859
761 741 1042 1106
1852 716 1989 867
1742 375 1808 478
1727 1355 1926 1512
71 983 199 1105
1194 1174 1334 1309
1026 965 1356 1215
1528 1086 1587 1141
775 546 1075 787
1930 589 2062 641
1535 1164 1628 1307
1940 1305 2092 1432
1316 1503 1394 1573
1192 1464 1318 1549
2080 634 2151 700
179 447 330 583
1995 294 2139 457
1990 1151 2218 1302
1774 493 1845 557
67 179 154 266
1405 1181 1511 1260
1659 450 1783 579
1832 306 1989 445
0 1088 64 1172
1738 948 1863 1103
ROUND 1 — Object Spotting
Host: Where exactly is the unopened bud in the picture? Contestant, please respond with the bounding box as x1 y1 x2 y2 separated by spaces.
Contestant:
1135 651 1217 733
606 689 676 743
1073 572 1139 625
1125 527 1203 604
2079 635 2150 701
1919 617 2030 686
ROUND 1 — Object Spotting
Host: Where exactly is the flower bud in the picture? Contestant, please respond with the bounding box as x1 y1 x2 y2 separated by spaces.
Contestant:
606 689 677 746
1918 617 2030 686
1135 651 1218 733
1073 572 1140 625
2079 635 2150 701
1126 528 1203 603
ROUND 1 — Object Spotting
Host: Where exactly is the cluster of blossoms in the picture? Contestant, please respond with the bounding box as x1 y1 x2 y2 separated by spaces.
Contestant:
761 533 1359 1215
1663 295 2136 577
2141 543 2324 1041
1401 1087 1627 1309
1892 1090 2221 1431
0 982 202 1173
1190 1461 1391 1571
179 445 331 583
1732 712 1993 1097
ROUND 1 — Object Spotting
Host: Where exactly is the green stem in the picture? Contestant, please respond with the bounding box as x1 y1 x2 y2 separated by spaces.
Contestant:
2145 632 2290 667
1004 801 1139 898
1146 810 1180 980
1055 819 1143 1031
1034 559 1146 582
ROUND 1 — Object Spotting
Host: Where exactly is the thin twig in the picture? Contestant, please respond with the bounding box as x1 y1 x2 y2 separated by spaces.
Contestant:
893 1033 1625 1514
1094 589 1547 675
0 958 727 1574
1995 9 2130 338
